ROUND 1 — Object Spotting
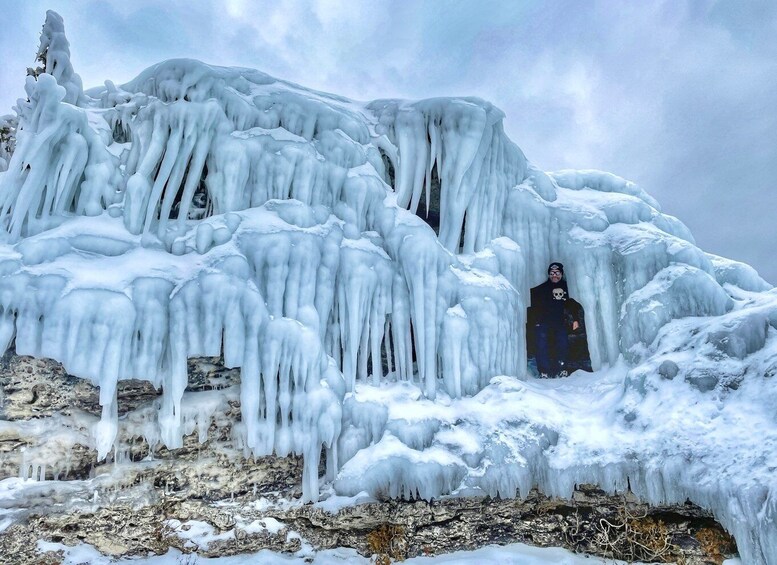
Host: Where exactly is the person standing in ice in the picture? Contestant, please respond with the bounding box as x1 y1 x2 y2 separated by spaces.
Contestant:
529 262 581 378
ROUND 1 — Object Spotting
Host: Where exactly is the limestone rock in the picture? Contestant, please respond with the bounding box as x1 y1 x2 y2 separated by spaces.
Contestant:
0 353 736 564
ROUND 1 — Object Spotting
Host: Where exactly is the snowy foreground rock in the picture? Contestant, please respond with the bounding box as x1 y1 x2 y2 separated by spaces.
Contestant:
0 10 775 564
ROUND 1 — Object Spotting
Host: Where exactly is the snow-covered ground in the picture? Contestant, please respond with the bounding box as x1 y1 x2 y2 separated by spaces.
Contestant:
41 539 744 565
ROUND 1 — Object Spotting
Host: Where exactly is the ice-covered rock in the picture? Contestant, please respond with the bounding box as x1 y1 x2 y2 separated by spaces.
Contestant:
619 264 733 360
32 11 85 105
707 252 772 292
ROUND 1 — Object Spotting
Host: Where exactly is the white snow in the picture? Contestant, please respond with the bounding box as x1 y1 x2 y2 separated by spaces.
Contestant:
1 11 775 564
163 519 235 550
35 539 649 564
239 516 286 535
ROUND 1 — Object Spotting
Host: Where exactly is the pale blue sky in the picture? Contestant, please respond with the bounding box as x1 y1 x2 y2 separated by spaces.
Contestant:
1 0 775 282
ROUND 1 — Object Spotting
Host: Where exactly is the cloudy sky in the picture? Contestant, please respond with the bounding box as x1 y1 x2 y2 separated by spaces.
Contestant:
2 0 775 283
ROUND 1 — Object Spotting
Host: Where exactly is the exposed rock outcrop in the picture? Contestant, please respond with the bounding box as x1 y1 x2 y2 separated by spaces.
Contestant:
0 354 736 564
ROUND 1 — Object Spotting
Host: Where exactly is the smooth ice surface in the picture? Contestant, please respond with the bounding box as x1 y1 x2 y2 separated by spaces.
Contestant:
1 12 776 563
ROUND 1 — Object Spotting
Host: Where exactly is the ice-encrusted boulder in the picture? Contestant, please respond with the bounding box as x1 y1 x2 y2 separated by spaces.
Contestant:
619 264 733 360
0 11 776 564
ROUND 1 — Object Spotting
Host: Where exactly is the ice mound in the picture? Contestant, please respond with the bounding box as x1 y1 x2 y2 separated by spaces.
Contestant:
1 11 776 563
338 338 777 563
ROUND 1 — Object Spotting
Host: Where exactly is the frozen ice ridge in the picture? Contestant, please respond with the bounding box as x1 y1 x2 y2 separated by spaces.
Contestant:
1 11 775 564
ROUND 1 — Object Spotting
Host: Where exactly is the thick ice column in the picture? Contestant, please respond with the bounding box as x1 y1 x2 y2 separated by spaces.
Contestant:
254 353 278 455
130 278 174 387
390 272 414 383
0 307 14 354
441 305 470 398
448 266 523 393
443 104 525 252
238 286 268 455
36 11 85 106
335 237 393 390
123 100 229 241
368 278 392 385
422 101 488 252
0 75 120 239
300 384 343 500
160 287 190 449
395 228 451 399
277 235 323 329
313 226 342 337
7 274 64 359
490 237 527 375
502 179 556 293
248 233 293 319
340 174 387 235
97 302 133 459
237 206 343 336
337 245 377 391
391 107 430 212
44 289 135 459
251 316 344 502
157 277 206 446
369 99 528 254
207 135 249 212
562 242 620 368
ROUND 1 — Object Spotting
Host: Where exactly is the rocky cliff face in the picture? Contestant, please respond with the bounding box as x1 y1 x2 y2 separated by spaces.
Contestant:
0 353 736 564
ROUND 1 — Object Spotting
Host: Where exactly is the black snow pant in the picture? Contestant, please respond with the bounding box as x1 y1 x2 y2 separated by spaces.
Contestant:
535 321 568 377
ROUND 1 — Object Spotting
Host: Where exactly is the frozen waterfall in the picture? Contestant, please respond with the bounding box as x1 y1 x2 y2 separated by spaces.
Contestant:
1 12 776 564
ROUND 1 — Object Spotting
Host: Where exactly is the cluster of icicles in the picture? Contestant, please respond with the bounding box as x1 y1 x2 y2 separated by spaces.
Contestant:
0 13 759 503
